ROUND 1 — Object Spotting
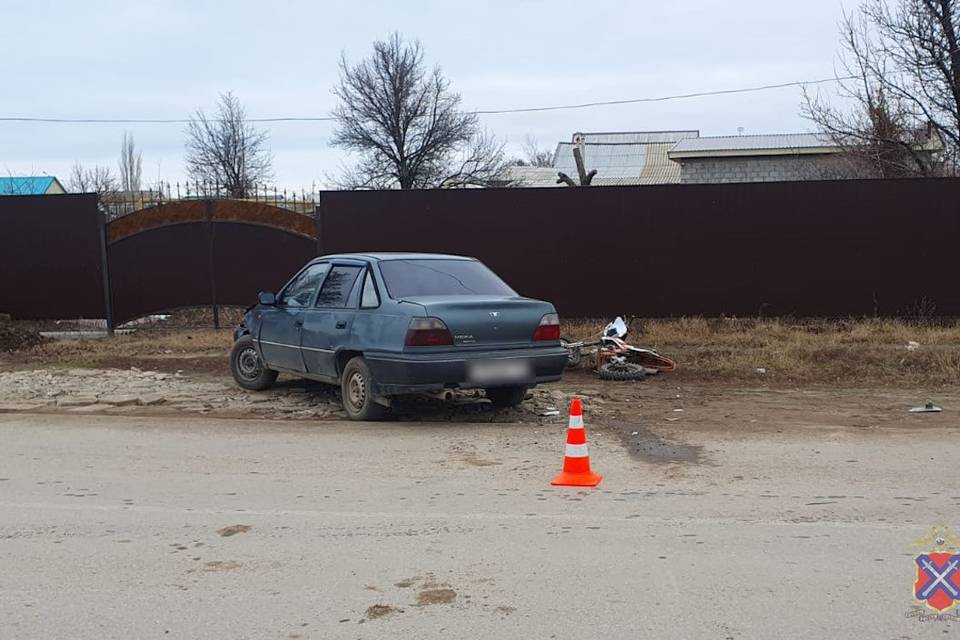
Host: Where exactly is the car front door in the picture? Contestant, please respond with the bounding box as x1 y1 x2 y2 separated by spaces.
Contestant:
301 263 364 379
258 262 330 372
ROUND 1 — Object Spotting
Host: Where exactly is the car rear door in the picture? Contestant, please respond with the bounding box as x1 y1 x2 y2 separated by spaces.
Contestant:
258 262 330 372
300 263 365 379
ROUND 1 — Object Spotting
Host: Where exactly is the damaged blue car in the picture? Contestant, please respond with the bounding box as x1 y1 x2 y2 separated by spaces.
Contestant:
230 253 568 420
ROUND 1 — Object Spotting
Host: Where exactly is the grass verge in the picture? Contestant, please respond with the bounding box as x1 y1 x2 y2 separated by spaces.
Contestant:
2 313 958 387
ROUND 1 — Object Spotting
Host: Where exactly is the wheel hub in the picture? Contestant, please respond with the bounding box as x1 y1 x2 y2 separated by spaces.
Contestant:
348 371 366 409
237 347 262 380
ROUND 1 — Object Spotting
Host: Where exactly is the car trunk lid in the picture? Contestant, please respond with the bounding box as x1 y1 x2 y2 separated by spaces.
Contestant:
401 295 553 348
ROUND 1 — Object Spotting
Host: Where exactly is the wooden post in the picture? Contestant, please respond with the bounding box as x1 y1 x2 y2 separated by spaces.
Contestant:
573 147 589 186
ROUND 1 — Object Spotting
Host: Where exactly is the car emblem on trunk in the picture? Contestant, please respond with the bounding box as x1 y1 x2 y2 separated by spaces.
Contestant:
489 311 499 318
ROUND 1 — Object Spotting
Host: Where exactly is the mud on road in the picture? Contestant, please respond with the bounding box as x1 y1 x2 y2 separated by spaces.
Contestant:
0 364 954 443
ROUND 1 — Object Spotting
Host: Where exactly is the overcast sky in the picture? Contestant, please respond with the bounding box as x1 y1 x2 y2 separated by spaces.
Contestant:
0 0 850 191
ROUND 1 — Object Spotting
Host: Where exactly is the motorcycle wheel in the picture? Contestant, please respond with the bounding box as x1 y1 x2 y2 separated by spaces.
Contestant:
598 361 647 381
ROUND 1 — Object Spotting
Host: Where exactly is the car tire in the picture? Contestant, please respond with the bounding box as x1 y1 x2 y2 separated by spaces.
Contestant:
230 335 278 391
598 361 647 381
486 386 528 408
341 356 388 421
560 336 582 369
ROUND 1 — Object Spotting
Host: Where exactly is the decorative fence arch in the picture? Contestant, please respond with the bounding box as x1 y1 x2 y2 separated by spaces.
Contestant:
105 199 320 325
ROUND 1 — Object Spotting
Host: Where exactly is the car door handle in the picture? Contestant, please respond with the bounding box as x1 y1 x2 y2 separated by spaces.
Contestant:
295 319 303 327
335 321 347 329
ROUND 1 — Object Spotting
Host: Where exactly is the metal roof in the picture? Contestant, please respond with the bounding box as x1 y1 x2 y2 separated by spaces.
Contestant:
0 176 63 195
669 133 840 158
571 130 700 144
500 132 691 187
501 166 562 187
554 141 682 183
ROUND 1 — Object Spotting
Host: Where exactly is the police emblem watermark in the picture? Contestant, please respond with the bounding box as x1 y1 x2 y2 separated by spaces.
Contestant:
905 525 960 622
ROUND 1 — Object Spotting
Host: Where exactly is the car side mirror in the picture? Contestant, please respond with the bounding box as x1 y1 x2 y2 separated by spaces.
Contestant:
258 291 276 306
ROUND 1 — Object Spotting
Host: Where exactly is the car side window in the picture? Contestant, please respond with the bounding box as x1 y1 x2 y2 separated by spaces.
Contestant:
315 265 363 308
278 263 329 307
360 270 380 309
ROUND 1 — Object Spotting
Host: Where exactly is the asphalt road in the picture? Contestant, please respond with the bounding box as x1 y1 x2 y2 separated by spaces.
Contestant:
0 411 957 639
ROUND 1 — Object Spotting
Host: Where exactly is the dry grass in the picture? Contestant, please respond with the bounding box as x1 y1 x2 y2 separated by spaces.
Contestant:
6 326 234 373
562 317 960 386
4 310 959 387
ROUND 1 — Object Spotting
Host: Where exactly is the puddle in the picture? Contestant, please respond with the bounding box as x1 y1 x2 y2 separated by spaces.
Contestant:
608 423 703 464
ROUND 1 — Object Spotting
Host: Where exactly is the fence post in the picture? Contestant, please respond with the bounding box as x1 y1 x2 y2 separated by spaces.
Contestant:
97 208 115 335
206 198 220 329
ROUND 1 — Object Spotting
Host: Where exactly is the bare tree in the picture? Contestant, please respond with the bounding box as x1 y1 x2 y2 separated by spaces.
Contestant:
437 131 512 187
512 135 555 167
802 0 958 176
185 92 272 198
331 32 508 189
67 162 118 199
118 131 142 192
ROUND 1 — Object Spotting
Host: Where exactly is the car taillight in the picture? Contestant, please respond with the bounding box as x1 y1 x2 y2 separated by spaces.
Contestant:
533 313 561 341
405 317 454 347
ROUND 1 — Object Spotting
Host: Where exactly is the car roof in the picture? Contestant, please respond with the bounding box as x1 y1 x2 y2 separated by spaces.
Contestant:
311 252 475 264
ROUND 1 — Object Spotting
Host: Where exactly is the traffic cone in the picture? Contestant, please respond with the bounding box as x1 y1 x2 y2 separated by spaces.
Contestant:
551 399 602 487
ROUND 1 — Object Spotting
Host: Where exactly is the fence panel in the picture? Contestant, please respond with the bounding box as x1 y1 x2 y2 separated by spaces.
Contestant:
3 181 958 323
0 194 106 320
318 179 960 318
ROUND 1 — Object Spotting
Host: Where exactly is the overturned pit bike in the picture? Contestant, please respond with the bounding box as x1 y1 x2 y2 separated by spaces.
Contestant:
561 317 676 381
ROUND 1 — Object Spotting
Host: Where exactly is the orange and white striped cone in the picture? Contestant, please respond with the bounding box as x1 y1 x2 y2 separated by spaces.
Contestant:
551 398 602 487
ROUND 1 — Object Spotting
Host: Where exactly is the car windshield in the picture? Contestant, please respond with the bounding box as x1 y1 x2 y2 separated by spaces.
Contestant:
378 259 516 298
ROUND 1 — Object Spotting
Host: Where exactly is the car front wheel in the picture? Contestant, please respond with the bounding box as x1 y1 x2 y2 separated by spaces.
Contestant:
486 386 528 408
340 356 388 421
230 335 278 391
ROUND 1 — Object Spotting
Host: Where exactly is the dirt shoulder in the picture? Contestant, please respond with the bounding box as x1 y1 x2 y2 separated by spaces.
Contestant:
0 362 954 439
0 317 956 428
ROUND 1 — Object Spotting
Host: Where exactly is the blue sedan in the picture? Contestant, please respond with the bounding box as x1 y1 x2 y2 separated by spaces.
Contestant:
230 253 568 420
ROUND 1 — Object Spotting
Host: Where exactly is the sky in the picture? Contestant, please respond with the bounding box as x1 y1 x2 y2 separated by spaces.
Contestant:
0 0 851 191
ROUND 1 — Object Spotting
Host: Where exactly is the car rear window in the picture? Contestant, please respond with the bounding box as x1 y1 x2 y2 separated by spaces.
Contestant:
378 259 516 298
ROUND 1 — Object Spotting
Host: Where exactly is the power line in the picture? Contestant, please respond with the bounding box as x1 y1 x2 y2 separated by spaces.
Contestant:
0 115 336 124
0 76 855 125
474 76 856 114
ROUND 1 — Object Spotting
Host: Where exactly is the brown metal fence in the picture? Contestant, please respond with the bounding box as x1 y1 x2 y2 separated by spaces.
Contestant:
317 179 960 318
0 194 107 321
1 178 958 325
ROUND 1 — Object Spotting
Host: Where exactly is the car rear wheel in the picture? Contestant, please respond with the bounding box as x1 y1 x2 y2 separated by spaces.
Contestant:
341 356 388 421
486 386 528 408
230 335 278 391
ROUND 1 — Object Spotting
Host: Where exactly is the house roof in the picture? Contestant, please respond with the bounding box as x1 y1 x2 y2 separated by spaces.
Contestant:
500 131 699 187
570 130 700 145
0 176 65 195
546 131 697 186
669 133 841 159
501 166 562 187
552 141 682 184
